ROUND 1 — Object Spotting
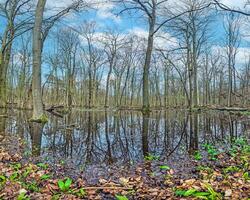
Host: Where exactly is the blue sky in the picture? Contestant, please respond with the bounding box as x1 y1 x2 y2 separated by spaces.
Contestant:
1 0 250 66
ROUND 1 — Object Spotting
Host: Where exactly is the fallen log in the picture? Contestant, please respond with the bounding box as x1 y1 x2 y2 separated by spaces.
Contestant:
49 111 63 118
45 105 64 118
213 107 249 112
45 105 64 112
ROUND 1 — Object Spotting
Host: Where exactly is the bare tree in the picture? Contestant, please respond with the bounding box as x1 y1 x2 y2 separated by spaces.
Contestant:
31 0 87 120
223 13 241 106
117 0 213 112
0 0 33 107
213 0 250 16
100 30 124 108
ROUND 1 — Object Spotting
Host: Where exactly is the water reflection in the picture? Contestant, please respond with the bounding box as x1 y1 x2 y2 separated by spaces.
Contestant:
29 122 44 156
1 109 249 167
142 112 149 156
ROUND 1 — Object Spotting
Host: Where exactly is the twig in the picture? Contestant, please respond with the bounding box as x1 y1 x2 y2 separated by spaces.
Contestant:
83 186 132 190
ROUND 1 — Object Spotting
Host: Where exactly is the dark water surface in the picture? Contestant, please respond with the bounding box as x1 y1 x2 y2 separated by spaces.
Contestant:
0 109 249 171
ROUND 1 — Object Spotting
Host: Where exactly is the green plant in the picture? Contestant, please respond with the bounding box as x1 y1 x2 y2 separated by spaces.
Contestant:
0 175 6 189
223 166 240 174
196 166 213 174
10 172 19 181
75 188 86 198
10 163 21 171
159 165 171 170
240 111 250 116
203 183 222 200
51 194 60 200
242 144 250 154
40 174 51 181
17 192 29 200
194 151 202 160
0 175 6 182
174 184 222 200
243 172 250 181
25 181 39 192
203 143 219 161
115 194 129 200
229 147 238 157
175 188 198 197
37 163 48 170
58 178 72 192
23 166 33 178
234 138 247 146
144 153 160 161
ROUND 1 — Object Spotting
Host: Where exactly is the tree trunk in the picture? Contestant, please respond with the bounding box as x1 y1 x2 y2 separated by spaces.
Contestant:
143 22 154 112
0 23 14 107
192 28 198 107
32 0 46 119
143 3 156 112
105 58 114 108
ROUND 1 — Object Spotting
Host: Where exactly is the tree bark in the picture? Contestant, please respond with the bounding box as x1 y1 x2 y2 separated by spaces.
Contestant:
32 0 47 119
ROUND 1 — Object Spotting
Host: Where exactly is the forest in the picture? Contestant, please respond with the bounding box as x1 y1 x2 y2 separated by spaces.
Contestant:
0 0 250 199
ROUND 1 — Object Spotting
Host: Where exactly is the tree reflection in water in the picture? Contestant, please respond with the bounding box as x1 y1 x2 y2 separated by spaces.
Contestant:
1 109 249 168
29 122 44 156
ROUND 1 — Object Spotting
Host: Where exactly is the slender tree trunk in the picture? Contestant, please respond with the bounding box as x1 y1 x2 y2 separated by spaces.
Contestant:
32 0 46 119
192 29 198 107
142 112 149 156
143 10 155 112
228 60 232 107
105 59 114 108
164 66 169 108
0 23 14 107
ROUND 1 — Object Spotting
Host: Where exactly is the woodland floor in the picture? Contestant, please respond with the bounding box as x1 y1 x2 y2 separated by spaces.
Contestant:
0 134 249 200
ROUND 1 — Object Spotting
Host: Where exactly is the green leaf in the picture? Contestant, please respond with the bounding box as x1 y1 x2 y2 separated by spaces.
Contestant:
184 188 197 196
17 192 29 200
0 175 6 182
115 195 129 200
75 188 86 197
194 151 202 160
40 174 51 180
58 180 65 191
27 182 39 192
37 163 48 170
144 153 160 161
243 172 250 180
11 163 21 171
65 178 72 189
10 172 19 181
51 194 60 200
193 192 210 196
175 190 186 196
159 165 171 170
203 183 222 200
79 188 86 195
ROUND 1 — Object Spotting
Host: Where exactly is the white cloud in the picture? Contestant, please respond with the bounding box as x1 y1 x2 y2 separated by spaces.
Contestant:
128 27 148 38
128 27 178 49
46 0 75 9
96 2 121 23
220 0 247 8
45 0 121 23
212 45 250 65
237 47 250 63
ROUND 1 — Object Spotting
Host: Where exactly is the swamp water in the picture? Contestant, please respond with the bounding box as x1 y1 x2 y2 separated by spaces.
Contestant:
0 109 249 180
